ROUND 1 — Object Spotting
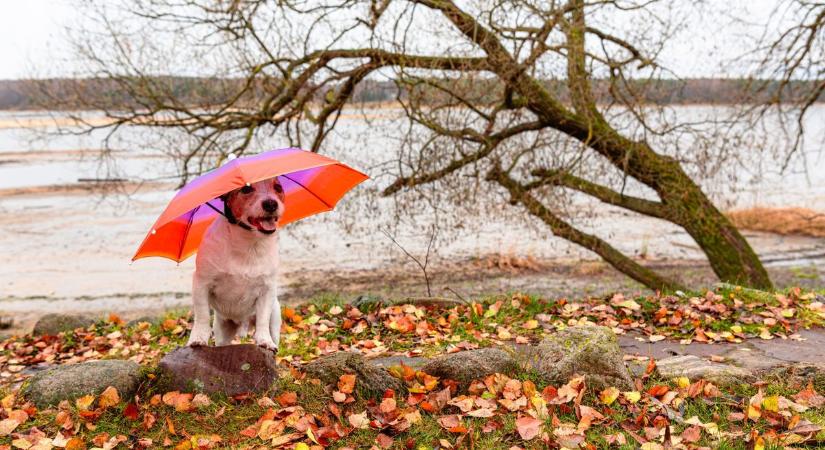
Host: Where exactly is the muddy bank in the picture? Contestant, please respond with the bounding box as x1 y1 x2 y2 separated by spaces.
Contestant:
1 259 821 337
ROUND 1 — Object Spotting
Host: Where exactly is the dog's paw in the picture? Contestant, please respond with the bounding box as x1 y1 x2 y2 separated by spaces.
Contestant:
187 330 211 347
253 334 278 352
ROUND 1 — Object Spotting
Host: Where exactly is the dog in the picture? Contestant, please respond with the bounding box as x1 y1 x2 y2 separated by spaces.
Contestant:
186 177 285 351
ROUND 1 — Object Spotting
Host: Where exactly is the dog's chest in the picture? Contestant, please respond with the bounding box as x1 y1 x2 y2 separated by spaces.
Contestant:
208 272 272 319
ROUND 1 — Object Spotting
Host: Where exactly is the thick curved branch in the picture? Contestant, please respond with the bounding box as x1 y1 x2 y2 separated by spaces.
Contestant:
489 167 685 292
527 168 669 220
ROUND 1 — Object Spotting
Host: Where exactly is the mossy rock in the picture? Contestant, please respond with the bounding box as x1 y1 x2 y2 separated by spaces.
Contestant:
518 325 633 390
32 314 95 336
420 348 518 390
22 360 143 408
304 352 404 399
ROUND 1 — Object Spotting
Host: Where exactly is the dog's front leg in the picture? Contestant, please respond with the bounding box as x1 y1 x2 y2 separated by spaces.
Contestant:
253 289 278 351
187 278 212 346
269 293 281 349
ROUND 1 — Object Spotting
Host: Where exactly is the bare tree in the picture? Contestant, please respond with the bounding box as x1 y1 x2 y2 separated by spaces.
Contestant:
744 0 824 167
56 0 786 291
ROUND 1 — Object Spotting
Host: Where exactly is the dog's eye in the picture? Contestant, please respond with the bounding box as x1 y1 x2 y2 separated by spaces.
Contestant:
240 185 254 194
273 183 283 193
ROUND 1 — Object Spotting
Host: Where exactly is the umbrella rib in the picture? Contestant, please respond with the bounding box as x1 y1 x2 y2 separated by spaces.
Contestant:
280 174 333 208
177 206 198 262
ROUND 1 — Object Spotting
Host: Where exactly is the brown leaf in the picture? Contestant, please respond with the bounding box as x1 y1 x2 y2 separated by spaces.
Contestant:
375 433 394 449
515 416 542 441
681 425 701 443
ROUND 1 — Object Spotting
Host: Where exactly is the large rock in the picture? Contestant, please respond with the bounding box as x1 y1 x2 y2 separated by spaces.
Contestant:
519 326 633 390
22 360 142 408
420 348 518 388
656 355 752 384
157 345 278 396
304 352 403 398
32 314 95 336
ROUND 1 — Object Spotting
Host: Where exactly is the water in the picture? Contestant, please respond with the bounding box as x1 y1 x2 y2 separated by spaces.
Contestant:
0 106 823 300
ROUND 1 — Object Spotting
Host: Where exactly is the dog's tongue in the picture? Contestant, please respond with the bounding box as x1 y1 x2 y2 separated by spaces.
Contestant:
248 217 278 232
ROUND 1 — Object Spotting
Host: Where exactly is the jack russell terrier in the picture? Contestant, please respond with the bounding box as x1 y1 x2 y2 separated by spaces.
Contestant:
186 177 284 351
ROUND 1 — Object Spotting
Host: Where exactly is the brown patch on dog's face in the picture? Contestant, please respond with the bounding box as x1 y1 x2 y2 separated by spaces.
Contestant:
222 177 286 232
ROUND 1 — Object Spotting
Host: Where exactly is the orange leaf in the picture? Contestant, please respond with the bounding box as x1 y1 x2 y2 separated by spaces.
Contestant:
98 386 120 409
338 374 356 394
276 391 298 407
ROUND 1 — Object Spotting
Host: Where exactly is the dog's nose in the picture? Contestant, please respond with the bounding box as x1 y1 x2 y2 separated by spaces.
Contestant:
261 199 279 213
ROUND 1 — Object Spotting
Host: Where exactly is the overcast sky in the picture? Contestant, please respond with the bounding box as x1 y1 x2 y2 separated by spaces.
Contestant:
0 0 787 80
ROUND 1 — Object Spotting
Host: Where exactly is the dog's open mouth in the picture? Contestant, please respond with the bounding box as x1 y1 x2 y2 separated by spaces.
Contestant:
247 216 279 232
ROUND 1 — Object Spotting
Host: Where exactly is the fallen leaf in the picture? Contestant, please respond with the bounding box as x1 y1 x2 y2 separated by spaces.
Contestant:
338 374 356 394
515 416 542 441
600 387 620 405
98 387 120 409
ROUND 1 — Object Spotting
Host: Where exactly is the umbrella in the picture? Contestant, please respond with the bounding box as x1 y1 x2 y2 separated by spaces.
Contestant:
133 148 368 262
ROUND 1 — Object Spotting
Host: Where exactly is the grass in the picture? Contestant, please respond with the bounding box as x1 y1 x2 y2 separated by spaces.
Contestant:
0 287 824 449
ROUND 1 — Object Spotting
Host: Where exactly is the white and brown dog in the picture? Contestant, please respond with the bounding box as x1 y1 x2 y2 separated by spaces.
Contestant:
186 177 284 351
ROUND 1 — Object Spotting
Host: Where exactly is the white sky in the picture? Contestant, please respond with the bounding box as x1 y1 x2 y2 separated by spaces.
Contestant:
0 0 784 80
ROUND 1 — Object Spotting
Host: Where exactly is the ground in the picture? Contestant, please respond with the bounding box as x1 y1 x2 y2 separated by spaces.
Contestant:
0 287 824 449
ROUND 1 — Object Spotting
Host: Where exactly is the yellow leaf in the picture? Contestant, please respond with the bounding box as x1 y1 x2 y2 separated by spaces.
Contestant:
622 391 641 403
522 320 539 330
730 325 743 334
75 395 95 411
257 420 280 440
98 386 120 409
753 436 765 450
295 443 310 450
599 387 620 405
759 328 773 340
617 300 641 310
748 403 762 420
675 377 691 389
762 395 779 413
1 394 15 410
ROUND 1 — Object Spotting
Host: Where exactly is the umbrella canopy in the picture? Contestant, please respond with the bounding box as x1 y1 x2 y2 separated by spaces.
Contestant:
133 148 368 262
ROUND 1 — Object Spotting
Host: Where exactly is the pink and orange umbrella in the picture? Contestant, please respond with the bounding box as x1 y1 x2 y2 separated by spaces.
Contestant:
133 148 368 262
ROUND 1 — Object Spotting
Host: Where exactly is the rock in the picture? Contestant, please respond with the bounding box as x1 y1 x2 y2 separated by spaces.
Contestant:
370 355 429 370
304 352 403 398
760 363 825 390
656 355 752 384
32 314 95 336
519 326 633 390
157 345 277 396
0 315 13 330
420 349 518 388
721 346 785 371
22 360 142 408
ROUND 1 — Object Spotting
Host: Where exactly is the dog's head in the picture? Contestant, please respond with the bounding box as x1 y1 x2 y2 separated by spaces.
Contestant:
221 177 286 233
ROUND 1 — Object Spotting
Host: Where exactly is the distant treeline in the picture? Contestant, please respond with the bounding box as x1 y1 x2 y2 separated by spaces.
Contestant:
1 77 822 110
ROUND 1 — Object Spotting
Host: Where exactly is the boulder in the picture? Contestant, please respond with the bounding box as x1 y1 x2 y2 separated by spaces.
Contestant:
420 348 518 388
22 360 142 408
519 326 633 390
656 355 752 384
32 314 95 336
157 345 278 396
304 352 403 398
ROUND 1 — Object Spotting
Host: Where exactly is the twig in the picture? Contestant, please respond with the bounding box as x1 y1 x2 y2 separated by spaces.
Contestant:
380 225 437 297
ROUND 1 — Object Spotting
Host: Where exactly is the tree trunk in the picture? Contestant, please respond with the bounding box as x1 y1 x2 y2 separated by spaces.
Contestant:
657 165 774 289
